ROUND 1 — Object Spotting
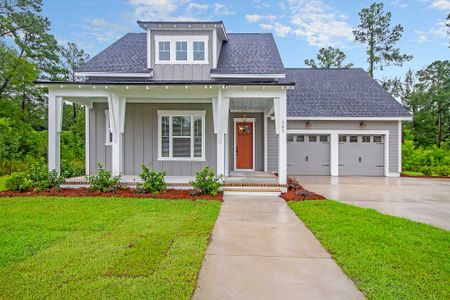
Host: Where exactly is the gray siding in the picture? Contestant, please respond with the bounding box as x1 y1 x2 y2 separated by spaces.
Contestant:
151 30 213 80
123 103 216 175
89 103 112 173
267 120 399 174
228 113 264 171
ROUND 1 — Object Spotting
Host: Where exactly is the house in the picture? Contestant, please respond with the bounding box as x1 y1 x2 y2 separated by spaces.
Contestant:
37 20 411 191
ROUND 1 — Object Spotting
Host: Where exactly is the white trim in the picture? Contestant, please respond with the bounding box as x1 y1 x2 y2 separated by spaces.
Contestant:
154 35 209 64
157 110 206 161
388 172 400 177
263 116 268 172
212 28 218 68
287 129 390 177
286 116 412 121
211 73 286 79
85 106 90 175
75 72 153 78
233 118 256 171
104 110 112 145
398 120 402 173
229 109 267 113
147 28 151 69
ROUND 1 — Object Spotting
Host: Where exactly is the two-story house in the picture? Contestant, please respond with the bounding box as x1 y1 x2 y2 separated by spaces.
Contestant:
37 20 411 193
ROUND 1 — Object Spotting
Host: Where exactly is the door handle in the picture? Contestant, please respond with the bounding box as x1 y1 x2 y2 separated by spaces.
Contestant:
359 157 362 163
305 156 309 162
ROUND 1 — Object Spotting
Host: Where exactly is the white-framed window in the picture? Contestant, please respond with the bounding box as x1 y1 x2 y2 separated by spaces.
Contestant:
176 41 187 61
158 110 206 160
105 110 113 145
154 35 209 64
158 41 170 61
193 41 205 61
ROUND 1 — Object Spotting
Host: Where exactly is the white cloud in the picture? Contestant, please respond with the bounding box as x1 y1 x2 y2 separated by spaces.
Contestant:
213 3 235 16
415 20 449 45
429 0 450 10
252 0 271 9
245 14 277 23
259 22 292 37
129 0 179 20
390 0 409 8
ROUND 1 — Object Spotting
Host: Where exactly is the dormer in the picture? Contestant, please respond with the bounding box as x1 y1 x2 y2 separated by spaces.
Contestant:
138 21 227 80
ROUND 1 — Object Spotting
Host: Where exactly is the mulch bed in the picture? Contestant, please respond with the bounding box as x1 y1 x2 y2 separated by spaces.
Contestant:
280 178 326 201
401 173 450 179
0 188 223 201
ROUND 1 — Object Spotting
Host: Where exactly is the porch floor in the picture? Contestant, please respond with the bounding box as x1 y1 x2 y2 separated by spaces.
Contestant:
65 171 281 187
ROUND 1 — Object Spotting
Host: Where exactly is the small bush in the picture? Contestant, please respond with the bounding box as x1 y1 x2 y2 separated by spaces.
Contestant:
5 172 32 192
403 139 450 176
138 164 167 194
28 161 65 192
61 159 85 178
191 166 223 196
86 163 121 192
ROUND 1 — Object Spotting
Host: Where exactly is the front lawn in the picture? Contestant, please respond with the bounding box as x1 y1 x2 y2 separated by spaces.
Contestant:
289 200 450 300
0 196 220 299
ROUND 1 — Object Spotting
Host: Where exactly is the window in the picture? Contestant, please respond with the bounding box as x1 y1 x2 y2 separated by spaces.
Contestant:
309 135 317 142
319 135 329 142
158 111 205 160
339 135 347 143
176 41 187 61
158 41 170 61
362 136 371 143
373 136 383 143
349 136 358 143
297 135 305 142
287 135 294 142
105 110 112 145
193 41 205 61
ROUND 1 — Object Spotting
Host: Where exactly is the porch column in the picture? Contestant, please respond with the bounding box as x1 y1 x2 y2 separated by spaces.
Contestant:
108 93 126 176
48 93 63 174
212 91 229 176
330 133 339 176
274 96 287 185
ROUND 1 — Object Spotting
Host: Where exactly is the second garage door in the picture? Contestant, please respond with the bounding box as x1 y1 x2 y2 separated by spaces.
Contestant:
339 135 384 176
287 134 330 175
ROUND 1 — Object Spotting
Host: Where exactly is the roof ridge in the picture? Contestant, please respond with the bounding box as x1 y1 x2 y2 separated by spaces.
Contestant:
286 67 364 70
228 32 273 35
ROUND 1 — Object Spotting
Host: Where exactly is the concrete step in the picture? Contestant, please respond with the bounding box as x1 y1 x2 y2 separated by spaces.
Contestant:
222 187 282 196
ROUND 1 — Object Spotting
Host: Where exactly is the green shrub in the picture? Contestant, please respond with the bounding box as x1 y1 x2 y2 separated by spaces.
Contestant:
86 163 121 192
138 164 167 194
403 139 450 176
191 166 223 196
61 159 85 178
5 172 32 192
28 161 65 192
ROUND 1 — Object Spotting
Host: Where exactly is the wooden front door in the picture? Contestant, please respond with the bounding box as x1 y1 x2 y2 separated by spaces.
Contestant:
235 122 253 169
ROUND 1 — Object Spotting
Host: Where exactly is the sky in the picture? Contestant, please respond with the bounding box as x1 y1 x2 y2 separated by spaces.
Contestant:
42 0 449 80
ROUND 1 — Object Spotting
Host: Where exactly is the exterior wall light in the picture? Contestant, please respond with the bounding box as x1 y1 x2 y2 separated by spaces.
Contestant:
305 120 312 128
360 121 367 128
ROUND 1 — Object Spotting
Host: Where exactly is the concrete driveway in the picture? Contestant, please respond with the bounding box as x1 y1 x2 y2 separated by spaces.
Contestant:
296 176 450 230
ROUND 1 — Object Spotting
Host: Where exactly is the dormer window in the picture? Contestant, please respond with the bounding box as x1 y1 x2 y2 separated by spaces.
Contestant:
154 35 209 64
193 41 205 61
176 41 187 61
158 41 170 61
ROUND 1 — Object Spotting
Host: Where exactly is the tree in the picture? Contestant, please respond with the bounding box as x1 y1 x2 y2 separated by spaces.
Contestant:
0 118 21 174
304 47 353 68
353 2 412 77
60 42 90 119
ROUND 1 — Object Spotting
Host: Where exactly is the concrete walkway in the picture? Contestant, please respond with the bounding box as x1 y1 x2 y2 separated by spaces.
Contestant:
296 176 450 230
193 196 364 300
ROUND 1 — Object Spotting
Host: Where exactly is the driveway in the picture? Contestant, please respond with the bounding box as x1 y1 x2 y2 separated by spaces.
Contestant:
296 176 450 230
193 196 363 300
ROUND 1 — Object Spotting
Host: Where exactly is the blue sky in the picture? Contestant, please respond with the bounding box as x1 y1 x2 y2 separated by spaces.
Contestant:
43 0 449 80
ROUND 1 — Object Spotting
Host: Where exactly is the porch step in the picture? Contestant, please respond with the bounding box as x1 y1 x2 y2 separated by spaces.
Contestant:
222 187 282 196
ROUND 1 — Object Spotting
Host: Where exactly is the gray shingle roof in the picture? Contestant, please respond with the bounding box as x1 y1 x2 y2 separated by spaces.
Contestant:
284 68 411 118
211 33 285 75
77 33 151 73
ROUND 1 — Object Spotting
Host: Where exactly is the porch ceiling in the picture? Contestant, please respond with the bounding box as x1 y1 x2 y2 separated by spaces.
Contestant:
229 98 273 112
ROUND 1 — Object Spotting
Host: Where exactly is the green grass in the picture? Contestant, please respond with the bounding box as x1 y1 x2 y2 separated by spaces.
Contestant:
0 175 9 191
402 170 425 176
0 196 221 299
289 200 450 300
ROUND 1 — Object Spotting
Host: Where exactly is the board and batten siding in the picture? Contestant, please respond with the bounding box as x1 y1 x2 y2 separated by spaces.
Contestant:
228 113 264 171
123 103 216 175
266 120 399 174
150 30 213 80
89 103 112 173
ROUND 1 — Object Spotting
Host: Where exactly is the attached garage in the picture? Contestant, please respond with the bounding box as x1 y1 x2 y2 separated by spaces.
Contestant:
287 134 330 175
338 135 384 176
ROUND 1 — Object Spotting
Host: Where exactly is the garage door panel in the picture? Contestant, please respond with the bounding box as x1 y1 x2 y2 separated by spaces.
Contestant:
287 135 330 175
339 135 384 176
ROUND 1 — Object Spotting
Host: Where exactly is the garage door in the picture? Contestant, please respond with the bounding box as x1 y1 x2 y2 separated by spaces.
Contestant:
339 135 384 176
287 134 330 175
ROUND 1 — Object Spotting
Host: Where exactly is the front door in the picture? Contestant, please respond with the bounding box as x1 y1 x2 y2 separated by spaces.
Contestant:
235 122 253 169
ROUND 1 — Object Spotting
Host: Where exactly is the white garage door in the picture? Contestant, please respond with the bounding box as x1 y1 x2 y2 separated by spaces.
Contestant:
339 135 384 176
287 134 330 175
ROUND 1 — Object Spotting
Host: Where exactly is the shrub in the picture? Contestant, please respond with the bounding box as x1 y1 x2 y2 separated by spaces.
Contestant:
28 161 65 192
191 166 223 196
138 164 167 194
402 139 450 176
5 172 32 192
61 159 85 178
86 163 121 192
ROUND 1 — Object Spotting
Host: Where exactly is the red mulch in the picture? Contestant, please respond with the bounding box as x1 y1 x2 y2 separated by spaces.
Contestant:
0 188 223 201
401 173 450 179
280 177 326 201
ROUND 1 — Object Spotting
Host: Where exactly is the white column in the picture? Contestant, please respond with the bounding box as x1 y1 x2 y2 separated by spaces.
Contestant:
85 106 90 175
212 91 229 176
398 120 402 173
274 96 287 185
108 94 126 176
330 132 339 176
48 94 63 174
